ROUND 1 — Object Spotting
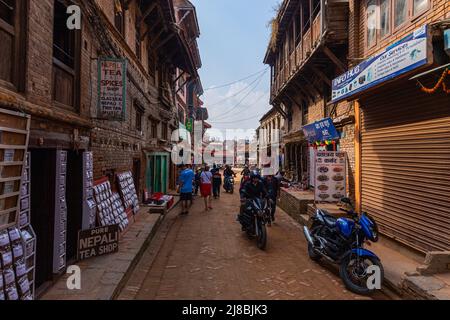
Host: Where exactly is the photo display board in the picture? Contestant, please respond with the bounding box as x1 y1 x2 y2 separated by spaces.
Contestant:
314 151 347 203
117 172 140 215
93 180 129 232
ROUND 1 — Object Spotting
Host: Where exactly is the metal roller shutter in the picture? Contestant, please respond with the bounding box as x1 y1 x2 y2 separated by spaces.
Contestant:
360 77 450 253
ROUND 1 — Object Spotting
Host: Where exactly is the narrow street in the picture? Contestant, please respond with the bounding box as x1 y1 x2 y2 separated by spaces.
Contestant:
118 173 390 300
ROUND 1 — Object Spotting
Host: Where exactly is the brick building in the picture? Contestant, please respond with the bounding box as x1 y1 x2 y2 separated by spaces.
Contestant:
0 0 202 294
332 0 450 253
264 0 450 254
263 0 356 195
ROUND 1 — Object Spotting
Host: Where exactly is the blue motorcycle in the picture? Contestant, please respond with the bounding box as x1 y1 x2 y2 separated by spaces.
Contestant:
303 198 384 295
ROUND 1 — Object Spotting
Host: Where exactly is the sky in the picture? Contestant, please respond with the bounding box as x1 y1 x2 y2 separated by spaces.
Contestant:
191 0 279 141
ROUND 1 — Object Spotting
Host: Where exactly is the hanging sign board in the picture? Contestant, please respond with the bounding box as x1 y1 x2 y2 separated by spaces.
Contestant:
77 225 119 261
302 118 340 143
332 25 430 102
314 151 347 203
97 58 127 121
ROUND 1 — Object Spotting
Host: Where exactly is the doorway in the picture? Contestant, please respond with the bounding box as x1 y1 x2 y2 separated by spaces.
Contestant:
66 151 83 262
146 153 169 194
30 149 56 290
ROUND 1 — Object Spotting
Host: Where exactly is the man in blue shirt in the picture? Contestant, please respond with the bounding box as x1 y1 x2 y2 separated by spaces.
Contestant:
178 164 195 215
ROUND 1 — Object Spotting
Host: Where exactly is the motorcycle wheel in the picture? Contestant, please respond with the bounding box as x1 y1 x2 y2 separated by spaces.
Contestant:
339 255 384 296
307 243 322 261
256 223 267 250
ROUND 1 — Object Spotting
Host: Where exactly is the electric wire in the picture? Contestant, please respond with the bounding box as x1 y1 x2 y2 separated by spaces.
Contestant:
203 67 269 91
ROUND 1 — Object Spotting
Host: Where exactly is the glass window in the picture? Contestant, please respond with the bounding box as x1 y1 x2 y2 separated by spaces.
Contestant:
367 0 377 47
413 0 429 15
394 0 408 28
380 0 390 37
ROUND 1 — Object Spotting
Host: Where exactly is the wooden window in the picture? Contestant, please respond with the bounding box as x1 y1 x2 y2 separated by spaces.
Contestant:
52 0 80 109
135 108 142 131
0 0 25 90
150 120 158 139
412 0 429 17
394 0 408 29
161 122 168 140
114 0 125 36
367 0 377 48
135 23 141 60
148 52 156 86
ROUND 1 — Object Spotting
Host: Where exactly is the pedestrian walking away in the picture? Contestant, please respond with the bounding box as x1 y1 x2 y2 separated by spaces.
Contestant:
178 164 195 215
211 164 222 199
262 171 279 222
200 165 213 211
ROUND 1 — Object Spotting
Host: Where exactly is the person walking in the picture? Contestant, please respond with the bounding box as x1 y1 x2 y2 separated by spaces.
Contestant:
177 164 195 215
263 173 279 222
211 164 222 199
194 168 202 195
200 165 213 211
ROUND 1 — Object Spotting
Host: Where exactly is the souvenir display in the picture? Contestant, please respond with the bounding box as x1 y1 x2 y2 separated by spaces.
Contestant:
53 151 67 274
0 227 31 300
117 171 140 214
82 152 96 229
93 180 129 232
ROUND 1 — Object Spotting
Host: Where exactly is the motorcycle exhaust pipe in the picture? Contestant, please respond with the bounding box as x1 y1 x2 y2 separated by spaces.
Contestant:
303 226 314 246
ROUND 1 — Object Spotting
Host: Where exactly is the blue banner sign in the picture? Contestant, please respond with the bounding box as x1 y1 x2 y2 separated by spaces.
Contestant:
332 25 429 103
302 118 340 143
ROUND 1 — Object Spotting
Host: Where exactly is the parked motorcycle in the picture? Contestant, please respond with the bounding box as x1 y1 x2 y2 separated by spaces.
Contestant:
224 175 235 194
238 197 271 250
302 197 384 295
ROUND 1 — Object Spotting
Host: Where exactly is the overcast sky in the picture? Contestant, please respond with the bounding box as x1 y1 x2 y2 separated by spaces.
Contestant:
191 0 279 141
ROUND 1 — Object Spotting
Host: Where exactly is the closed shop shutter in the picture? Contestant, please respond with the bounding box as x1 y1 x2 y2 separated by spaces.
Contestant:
360 77 450 253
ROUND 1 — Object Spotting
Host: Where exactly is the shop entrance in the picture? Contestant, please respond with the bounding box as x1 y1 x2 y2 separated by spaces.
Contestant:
146 153 169 194
30 149 56 291
66 151 83 262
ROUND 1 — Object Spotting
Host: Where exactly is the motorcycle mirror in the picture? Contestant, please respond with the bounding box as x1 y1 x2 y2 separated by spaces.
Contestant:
340 197 353 206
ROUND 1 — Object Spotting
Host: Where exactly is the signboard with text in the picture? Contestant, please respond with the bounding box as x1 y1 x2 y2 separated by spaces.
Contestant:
97 58 127 120
314 151 347 203
77 225 119 261
332 25 430 102
302 118 340 143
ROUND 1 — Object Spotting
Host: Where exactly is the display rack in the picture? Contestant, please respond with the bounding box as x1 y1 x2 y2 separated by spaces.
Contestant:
18 152 36 299
93 179 129 232
117 171 140 215
53 151 67 274
0 108 30 231
82 152 96 230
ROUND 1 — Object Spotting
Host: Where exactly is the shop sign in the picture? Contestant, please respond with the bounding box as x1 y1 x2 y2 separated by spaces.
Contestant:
77 225 119 261
332 25 430 102
97 58 127 121
302 118 339 143
314 151 346 203
186 118 194 132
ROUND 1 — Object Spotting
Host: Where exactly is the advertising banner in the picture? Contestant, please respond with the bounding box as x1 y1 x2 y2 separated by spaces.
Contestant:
302 118 340 143
332 25 430 102
97 58 127 120
314 151 347 203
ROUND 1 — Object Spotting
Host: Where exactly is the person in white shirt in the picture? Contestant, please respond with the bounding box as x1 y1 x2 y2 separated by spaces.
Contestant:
200 165 213 211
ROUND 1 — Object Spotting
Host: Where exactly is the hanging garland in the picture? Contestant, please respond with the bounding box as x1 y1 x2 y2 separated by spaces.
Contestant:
418 68 450 94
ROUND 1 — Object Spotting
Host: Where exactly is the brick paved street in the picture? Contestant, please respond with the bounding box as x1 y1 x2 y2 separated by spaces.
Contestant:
118 178 390 300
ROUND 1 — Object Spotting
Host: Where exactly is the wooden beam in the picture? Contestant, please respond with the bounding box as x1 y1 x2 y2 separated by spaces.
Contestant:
297 75 321 98
149 28 165 48
309 65 331 86
323 46 346 73
139 2 158 25
154 32 175 51
354 100 362 212
290 81 314 103
142 15 163 40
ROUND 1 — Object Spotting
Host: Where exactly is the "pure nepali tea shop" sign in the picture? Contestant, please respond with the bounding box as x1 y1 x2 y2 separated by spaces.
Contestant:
77 225 119 261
